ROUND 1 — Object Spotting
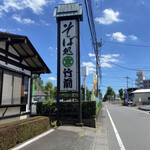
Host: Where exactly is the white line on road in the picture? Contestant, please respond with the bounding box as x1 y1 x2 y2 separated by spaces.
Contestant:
11 129 55 150
106 106 126 150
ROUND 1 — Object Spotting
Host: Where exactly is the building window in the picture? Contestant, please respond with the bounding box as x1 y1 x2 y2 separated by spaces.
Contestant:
21 75 28 104
2 70 13 105
1 70 22 105
13 73 22 104
0 69 3 104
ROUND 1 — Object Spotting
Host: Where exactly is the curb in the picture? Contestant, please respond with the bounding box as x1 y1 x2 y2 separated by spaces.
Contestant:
138 107 150 111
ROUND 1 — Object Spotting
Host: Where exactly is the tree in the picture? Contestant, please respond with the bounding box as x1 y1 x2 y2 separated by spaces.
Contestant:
44 81 53 100
104 86 116 100
32 74 44 91
118 88 124 100
81 85 92 100
53 86 57 99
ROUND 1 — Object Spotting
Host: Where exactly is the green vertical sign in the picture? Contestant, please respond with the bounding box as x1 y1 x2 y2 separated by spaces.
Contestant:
32 83 34 96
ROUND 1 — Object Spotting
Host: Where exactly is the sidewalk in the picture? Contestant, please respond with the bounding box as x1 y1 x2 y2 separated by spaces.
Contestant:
12 107 110 150
19 126 96 150
138 105 150 111
92 108 109 150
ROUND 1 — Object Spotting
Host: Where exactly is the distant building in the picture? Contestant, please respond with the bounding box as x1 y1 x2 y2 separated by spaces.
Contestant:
33 90 46 101
132 89 150 105
135 71 145 88
143 79 150 89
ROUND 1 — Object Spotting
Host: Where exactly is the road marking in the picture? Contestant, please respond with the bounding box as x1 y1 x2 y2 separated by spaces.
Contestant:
106 107 126 150
12 129 55 150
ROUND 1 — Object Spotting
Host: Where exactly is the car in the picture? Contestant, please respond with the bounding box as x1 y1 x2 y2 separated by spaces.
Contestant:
128 101 133 105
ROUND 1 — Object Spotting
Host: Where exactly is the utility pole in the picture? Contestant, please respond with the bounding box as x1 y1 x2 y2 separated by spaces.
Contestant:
96 43 98 97
95 41 102 97
82 66 89 101
125 76 130 102
84 76 86 101
126 76 129 89
132 79 133 101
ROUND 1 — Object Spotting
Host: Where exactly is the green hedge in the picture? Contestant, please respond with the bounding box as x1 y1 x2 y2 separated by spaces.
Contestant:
37 101 96 119
0 116 49 150
96 101 102 115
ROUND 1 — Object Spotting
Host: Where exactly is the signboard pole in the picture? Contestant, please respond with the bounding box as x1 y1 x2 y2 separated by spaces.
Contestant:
57 20 60 125
77 19 82 124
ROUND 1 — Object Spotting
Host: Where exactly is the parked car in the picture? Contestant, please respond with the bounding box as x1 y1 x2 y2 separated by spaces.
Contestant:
128 101 133 105
114 98 121 102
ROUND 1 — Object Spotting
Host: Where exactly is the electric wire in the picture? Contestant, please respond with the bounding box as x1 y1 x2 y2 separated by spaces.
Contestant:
103 40 150 48
101 56 150 71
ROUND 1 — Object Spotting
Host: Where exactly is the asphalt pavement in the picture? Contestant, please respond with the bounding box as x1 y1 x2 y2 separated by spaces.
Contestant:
19 126 96 150
104 102 150 150
12 103 150 150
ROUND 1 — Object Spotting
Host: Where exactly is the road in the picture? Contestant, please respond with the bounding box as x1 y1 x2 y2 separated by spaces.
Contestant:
103 102 150 150
13 103 150 150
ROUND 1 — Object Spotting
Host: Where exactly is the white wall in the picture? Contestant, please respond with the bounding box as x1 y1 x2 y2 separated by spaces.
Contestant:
0 107 20 117
133 93 150 105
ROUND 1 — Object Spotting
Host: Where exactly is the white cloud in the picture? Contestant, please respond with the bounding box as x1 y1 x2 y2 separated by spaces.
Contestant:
12 15 35 24
82 62 95 68
82 62 96 74
101 62 112 68
89 53 95 57
48 77 56 81
101 54 120 68
106 32 138 42
0 28 7 32
61 0 75 3
139 0 145 4
17 28 22 32
40 20 50 26
0 11 3 18
0 0 53 16
88 67 96 74
111 54 120 57
48 46 53 50
106 32 126 42
102 54 120 59
95 8 123 25
106 33 111 37
23 0 47 14
129 34 138 41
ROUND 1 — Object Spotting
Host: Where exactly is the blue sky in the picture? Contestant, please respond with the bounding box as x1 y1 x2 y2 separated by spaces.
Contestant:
1 0 150 95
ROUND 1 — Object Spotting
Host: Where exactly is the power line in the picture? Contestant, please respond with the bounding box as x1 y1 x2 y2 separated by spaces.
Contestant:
103 40 150 48
84 0 102 97
84 0 97 47
103 77 126 79
104 67 126 82
101 56 150 71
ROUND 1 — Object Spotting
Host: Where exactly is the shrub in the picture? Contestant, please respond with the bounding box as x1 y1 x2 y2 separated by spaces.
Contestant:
96 101 102 115
82 101 96 119
0 116 49 150
50 120 57 127
37 101 96 119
